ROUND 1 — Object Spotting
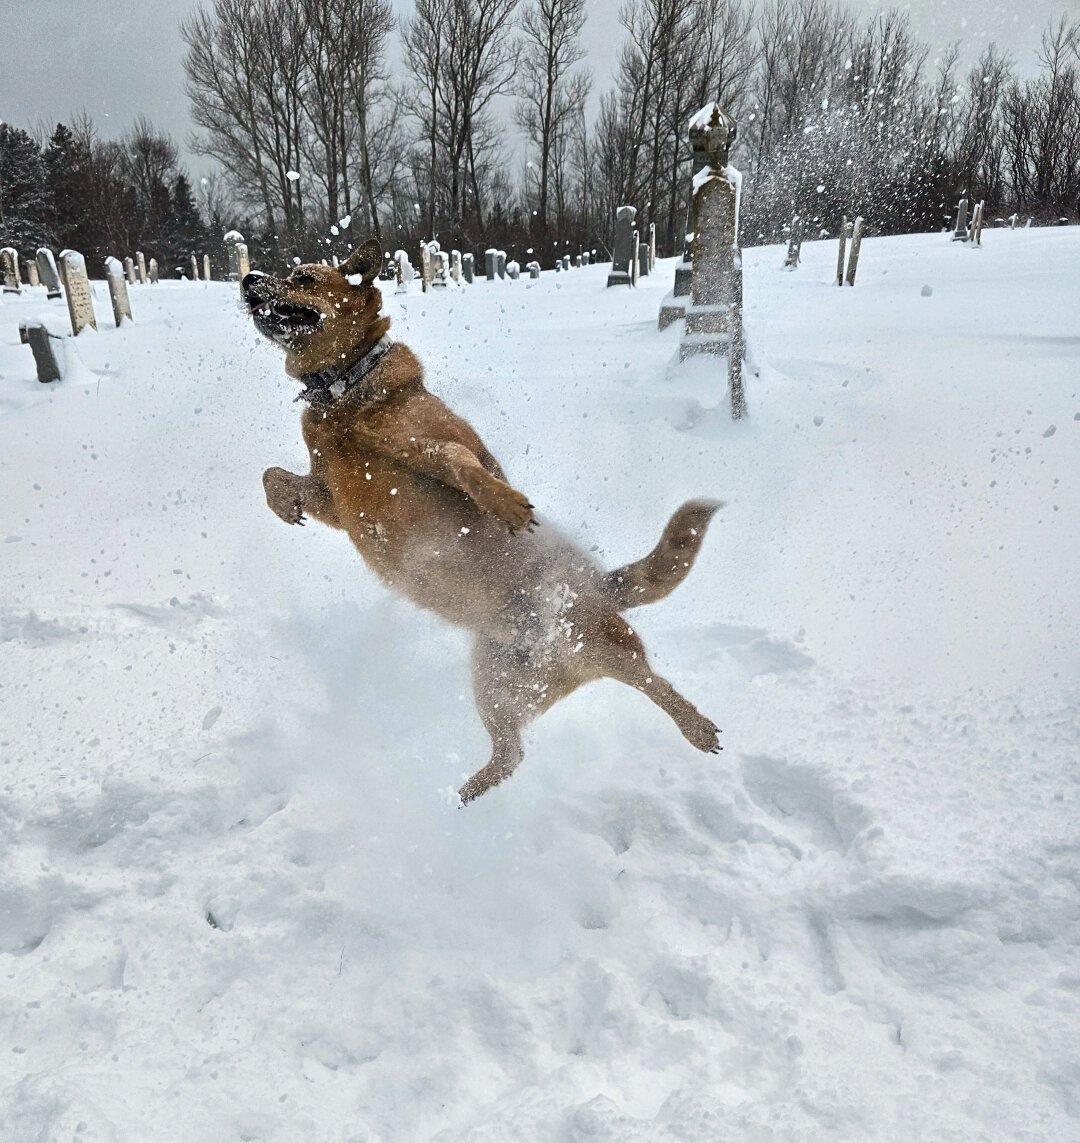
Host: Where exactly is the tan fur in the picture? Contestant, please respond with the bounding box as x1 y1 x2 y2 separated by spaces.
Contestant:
246 246 721 802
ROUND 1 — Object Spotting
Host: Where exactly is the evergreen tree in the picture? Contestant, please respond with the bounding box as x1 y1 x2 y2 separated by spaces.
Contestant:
164 173 207 263
0 124 51 253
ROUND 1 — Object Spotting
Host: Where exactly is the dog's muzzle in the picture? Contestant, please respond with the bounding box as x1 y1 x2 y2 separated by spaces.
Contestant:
242 272 323 342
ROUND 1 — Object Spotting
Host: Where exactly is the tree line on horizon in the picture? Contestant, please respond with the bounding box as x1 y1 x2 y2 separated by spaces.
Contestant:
2 1 1078 276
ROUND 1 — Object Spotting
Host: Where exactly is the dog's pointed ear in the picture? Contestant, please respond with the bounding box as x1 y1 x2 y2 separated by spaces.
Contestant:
340 238 383 283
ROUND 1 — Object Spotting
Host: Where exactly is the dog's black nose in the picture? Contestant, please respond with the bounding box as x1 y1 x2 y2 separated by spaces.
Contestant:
241 272 266 292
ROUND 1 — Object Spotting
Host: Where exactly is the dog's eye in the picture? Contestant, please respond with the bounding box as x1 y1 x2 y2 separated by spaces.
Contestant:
291 272 316 286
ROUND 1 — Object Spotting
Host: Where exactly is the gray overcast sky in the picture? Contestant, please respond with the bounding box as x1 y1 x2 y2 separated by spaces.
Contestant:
0 0 1073 170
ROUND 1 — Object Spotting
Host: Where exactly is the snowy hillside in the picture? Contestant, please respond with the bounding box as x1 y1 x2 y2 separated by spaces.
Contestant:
1 230 1078 1142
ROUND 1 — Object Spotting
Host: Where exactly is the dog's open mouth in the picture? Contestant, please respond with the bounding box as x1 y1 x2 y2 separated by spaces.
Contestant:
248 298 323 339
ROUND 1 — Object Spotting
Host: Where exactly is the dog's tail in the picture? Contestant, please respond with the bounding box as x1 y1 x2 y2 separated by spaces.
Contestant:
601 499 722 611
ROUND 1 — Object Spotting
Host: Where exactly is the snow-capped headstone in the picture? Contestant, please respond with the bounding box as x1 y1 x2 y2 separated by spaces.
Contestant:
607 206 636 286
59 250 97 334
462 253 474 284
527 261 541 279
1008 213 1019 230
226 233 248 282
24 259 40 288
450 249 461 282
638 241 650 278
952 198 969 241
574 254 582 268
582 251 590 266
496 251 506 279
124 256 136 285
149 257 159 284
394 249 413 294
203 254 212 281
19 319 64 383
432 250 449 287
484 248 497 281
420 241 435 291
137 251 148 284
506 260 520 279
1 247 22 294
36 248 63 299
105 256 133 326
190 254 200 281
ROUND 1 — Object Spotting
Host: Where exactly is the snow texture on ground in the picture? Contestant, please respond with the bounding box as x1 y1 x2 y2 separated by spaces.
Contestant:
1 229 1078 1142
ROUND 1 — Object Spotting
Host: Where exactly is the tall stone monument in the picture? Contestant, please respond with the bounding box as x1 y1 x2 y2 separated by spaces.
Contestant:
137 251 148 284
124 256 136 285
677 102 747 419
24 260 40 287
462 253 475 284
606 206 637 286
484 248 497 281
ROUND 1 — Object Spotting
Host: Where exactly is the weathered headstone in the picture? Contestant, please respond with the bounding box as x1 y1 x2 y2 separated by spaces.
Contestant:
19 320 64 383
844 217 864 285
450 249 461 282
36 248 63 299
393 249 412 293
485 248 497 281
630 230 640 286
1 247 22 293
638 242 649 278
496 251 507 279
1008 213 1019 230
574 254 582 268
527 261 541 279
648 223 657 270
225 231 248 281
783 215 803 269
105 256 133 326
952 198 969 241
420 241 435 291
137 251 147 284
506 260 520 279
678 103 747 418
968 201 985 245
24 259 40 288
836 216 849 286
203 254 212 281
149 258 159 284
124 256 136 285
554 259 562 273
432 250 449 287
607 206 637 286
59 250 97 334
462 253 475 284
190 254 200 281
582 251 590 266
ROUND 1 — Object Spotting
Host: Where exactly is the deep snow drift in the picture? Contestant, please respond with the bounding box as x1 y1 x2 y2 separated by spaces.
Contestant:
1 230 1078 1142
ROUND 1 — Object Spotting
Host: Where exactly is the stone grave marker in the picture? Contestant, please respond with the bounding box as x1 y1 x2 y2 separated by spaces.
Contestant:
451 249 461 282
24 259 40 288
506 260 520 279
137 251 147 284
59 250 97 334
496 251 506 279
190 254 200 281
19 320 64 383
527 261 541 279
836 217 849 285
607 206 637 286
36 248 63 299
203 254 212 281
638 242 649 278
432 250 449 287
952 198 969 241
484 248 497 280
124 256 136 285
462 253 475 283
783 215 803 269
1 247 22 293
105 256 133 325
149 258 159 284
649 222 657 270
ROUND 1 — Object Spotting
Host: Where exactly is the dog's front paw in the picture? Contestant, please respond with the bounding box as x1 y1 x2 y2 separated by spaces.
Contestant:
263 467 305 525
475 479 536 532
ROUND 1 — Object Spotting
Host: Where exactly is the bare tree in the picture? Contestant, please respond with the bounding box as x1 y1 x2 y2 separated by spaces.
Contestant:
516 0 591 242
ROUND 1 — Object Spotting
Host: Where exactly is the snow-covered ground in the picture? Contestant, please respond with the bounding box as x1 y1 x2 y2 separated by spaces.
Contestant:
1 230 1078 1142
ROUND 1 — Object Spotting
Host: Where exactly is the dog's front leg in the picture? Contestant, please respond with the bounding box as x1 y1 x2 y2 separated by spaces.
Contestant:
262 467 340 528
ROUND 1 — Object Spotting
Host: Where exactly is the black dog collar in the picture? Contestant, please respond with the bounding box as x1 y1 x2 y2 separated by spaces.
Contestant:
296 337 394 405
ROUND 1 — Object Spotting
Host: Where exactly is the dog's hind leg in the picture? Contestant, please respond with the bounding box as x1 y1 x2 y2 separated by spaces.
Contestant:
582 602 721 754
459 637 574 804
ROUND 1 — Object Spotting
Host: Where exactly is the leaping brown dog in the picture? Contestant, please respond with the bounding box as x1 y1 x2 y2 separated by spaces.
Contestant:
244 239 721 803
